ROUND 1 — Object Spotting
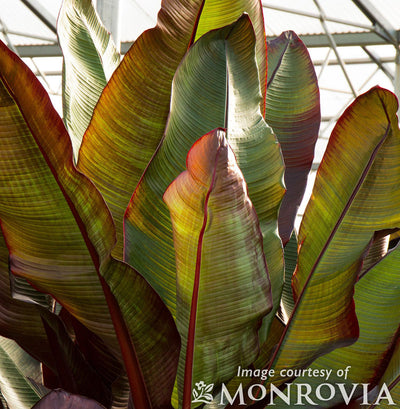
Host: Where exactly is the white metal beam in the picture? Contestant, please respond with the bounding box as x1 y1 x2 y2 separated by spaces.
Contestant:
313 0 357 97
19 0 57 34
352 0 398 45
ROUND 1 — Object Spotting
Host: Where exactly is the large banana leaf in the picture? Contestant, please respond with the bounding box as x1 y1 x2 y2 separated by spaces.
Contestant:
272 240 400 407
164 128 272 408
124 16 284 325
77 0 267 259
266 31 320 245
0 41 180 409
58 0 120 157
254 87 400 399
0 337 42 409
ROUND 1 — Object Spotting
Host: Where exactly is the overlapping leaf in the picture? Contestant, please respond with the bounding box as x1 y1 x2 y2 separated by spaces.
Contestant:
266 31 320 245
254 87 400 399
0 41 180 409
58 0 120 156
124 16 284 324
164 129 272 408
0 337 42 409
77 0 267 259
272 242 400 407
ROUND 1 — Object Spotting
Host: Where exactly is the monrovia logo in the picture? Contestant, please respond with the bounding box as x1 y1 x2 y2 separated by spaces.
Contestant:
192 381 396 406
192 381 214 404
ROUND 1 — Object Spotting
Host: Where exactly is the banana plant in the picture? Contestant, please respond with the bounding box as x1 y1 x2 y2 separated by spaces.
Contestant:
0 0 399 408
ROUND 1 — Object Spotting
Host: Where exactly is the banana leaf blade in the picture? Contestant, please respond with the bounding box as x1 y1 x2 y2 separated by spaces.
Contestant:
164 128 272 408
266 31 320 245
58 0 120 157
124 15 284 324
263 87 400 395
272 241 400 407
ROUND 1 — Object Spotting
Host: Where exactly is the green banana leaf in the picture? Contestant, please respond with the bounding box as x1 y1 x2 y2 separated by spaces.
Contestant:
164 128 272 408
32 389 105 409
259 87 400 397
0 41 180 409
124 16 284 327
0 337 42 409
58 0 120 157
272 240 400 408
77 0 267 259
266 31 320 245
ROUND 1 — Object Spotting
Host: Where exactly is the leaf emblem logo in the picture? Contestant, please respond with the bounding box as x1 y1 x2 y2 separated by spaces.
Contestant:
192 381 214 404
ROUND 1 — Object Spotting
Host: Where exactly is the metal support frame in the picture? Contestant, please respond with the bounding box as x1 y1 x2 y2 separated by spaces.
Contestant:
262 2 374 31
351 1 399 117
19 0 57 34
313 0 358 97
352 0 398 45
0 17 18 54
361 46 395 82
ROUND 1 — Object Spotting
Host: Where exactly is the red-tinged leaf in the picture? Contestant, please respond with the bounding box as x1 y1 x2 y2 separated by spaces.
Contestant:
266 31 320 245
77 0 267 259
248 87 400 404
164 129 272 408
271 242 400 408
32 390 105 409
0 41 180 409
124 16 284 328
